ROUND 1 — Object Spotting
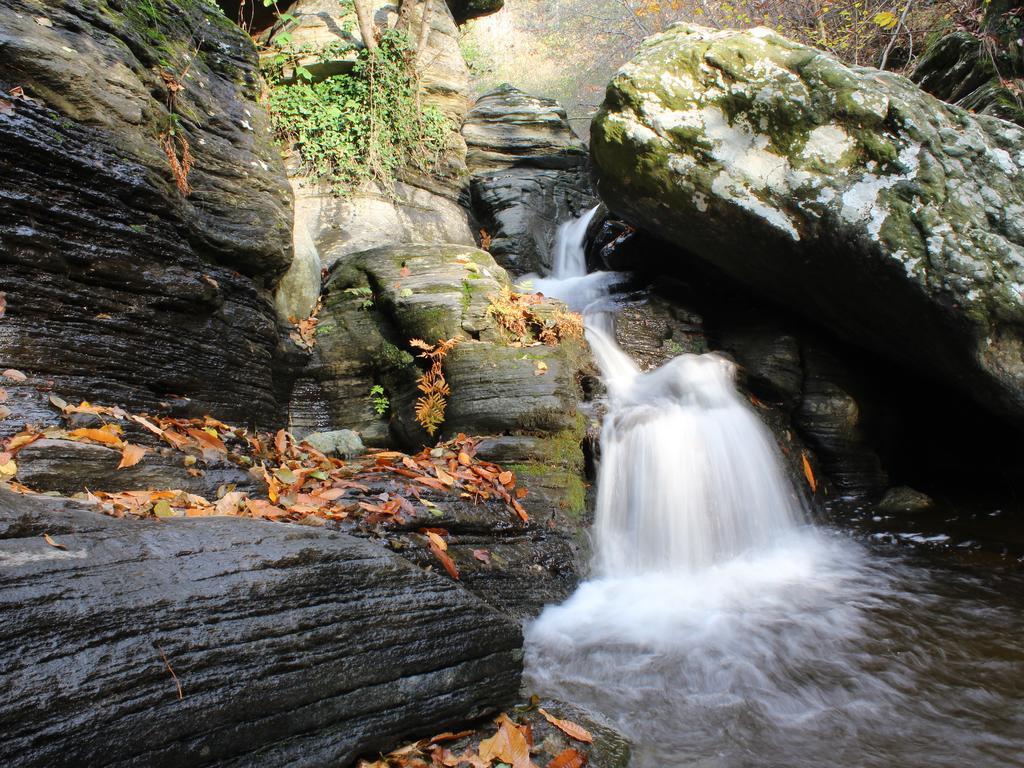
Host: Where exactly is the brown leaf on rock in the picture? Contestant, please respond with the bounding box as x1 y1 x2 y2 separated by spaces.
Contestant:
538 709 593 743
2 369 27 382
428 536 459 580
43 533 67 551
68 426 124 448
472 548 491 564
547 749 587 768
801 452 817 493
117 443 147 469
478 715 533 768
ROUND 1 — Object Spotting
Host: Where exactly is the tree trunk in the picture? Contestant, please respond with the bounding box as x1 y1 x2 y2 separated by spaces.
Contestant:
0 490 522 768
353 0 378 52
415 0 435 67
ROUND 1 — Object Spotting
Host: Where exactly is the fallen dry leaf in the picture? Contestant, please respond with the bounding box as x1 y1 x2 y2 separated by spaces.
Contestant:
428 535 460 580
479 715 533 768
117 443 147 470
2 369 27 382
547 749 587 768
538 709 593 744
68 427 124 448
43 533 67 550
801 452 817 494
473 548 491 564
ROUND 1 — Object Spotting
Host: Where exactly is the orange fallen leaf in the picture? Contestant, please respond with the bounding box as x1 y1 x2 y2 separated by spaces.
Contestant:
428 536 459 580
68 427 124 448
801 452 817 494
2 369 26 382
434 465 455 486
426 530 448 551
43 533 67 551
117 443 147 469
538 709 593 743
479 715 532 768
498 470 513 486
457 451 472 467
547 749 587 768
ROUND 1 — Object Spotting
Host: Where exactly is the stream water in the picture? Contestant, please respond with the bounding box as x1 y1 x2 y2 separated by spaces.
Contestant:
523 210 1024 768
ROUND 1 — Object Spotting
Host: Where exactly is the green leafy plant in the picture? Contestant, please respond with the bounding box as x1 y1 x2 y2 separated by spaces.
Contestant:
344 286 374 310
369 384 390 416
263 28 452 195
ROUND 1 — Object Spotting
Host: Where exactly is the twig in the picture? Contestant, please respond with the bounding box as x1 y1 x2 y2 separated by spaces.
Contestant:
156 644 184 701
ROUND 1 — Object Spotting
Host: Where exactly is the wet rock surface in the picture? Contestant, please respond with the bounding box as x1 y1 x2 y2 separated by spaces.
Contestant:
463 84 597 275
592 24 1024 423
0 0 293 425
0 488 522 768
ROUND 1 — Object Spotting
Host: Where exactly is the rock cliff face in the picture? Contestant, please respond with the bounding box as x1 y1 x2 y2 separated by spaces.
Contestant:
271 0 478 322
0 0 293 426
591 24 1024 422
0 489 522 768
913 0 1024 126
464 84 597 275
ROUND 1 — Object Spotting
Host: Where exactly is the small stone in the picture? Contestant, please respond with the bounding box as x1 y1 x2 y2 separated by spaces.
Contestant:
877 486 936 514
302 429 365 459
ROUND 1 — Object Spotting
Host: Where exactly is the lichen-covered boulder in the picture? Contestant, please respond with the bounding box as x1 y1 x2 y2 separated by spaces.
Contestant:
0 0 293 425
592 24 1024 421
464 85 596 275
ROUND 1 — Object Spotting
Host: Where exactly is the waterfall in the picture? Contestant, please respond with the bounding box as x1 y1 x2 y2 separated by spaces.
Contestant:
525 210 1024 768
538 207 803 574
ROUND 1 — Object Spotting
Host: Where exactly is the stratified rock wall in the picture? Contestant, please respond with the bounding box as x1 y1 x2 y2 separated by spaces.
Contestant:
464 84 597 275
592 24 1024 422
0 489 522 767
0 0 293 425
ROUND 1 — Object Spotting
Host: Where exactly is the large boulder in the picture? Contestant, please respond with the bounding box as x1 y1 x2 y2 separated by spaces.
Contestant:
464 84 597 275
591 24 1024 422
0 0 293 425
297 244 591 519
0 489 522 767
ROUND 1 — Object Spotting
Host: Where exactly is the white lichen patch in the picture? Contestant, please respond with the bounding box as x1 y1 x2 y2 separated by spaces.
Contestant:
712 171 800 240
701 107 790 193
607 111 663 147
802 125 853 165
840 144 921 237
989 147 1016 175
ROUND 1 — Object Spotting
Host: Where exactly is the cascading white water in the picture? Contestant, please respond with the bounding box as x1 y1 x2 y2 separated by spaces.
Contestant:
537 206 804 574
524 210 1024 768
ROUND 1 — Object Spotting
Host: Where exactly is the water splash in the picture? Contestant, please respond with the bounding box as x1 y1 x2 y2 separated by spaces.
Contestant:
539 206 804 574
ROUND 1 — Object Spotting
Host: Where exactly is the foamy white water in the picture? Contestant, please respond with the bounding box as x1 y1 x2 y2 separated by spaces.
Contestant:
523 210 1024 768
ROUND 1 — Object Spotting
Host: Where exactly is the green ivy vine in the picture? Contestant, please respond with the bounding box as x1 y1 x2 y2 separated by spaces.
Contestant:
263 27 452 195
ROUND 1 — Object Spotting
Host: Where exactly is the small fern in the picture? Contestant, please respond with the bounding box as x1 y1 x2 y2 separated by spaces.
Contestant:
410 337 459 437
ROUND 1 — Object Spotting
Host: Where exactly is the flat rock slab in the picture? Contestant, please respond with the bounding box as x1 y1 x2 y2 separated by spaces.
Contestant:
0 490 522 767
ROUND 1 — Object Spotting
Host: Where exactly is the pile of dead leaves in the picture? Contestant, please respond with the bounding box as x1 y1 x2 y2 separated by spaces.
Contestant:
486 287 583 347
359 708 593 768
2 399 532 580
288 298 322 351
